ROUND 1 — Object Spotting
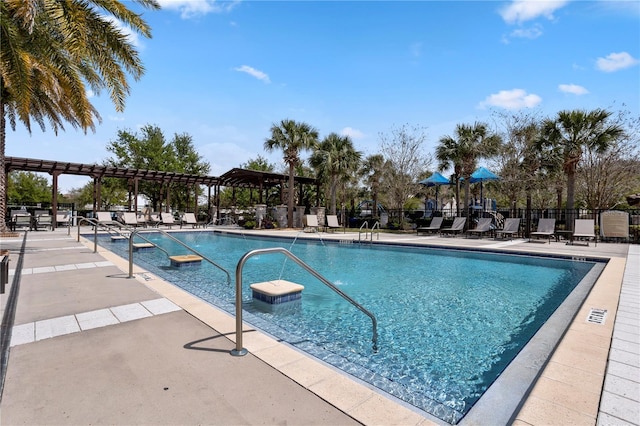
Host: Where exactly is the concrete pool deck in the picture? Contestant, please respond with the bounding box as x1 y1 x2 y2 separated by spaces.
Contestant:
0 226 638 425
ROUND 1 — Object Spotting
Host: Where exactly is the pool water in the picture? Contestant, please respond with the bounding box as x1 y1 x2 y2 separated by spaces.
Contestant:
97 231 597 424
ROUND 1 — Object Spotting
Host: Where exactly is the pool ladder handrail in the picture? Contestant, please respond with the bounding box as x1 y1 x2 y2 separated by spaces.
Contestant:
232 247 379 356
77 217 131 252
128 229 232 284
358 221 380 243
76 218 231 284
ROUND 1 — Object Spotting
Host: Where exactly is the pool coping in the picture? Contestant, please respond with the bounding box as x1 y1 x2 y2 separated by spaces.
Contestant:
84 229 630 426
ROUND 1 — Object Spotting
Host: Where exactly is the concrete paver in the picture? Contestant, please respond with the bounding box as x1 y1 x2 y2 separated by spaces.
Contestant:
1 227 638 425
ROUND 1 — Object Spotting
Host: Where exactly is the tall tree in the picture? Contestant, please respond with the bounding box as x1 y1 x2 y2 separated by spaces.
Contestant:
264 119 319 227
360 154 385 218
309 133 362 215
0 0 159 231
538 109 625 212
435 122 502 217
7 171 51 204
107 125 209 211
378 124 431 224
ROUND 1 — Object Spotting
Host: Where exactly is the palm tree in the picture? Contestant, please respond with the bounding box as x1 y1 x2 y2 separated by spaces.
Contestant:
435 122 502 217
0 0 159 232
264 119 319 227
360 154 385 218
309 133 362 215
538 109 625 212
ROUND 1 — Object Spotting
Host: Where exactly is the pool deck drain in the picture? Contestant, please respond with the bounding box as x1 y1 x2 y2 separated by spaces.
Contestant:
0 228 637 426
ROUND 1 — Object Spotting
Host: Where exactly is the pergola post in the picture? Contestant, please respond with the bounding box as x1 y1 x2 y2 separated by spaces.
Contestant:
93 176 102 214
51 171 60 230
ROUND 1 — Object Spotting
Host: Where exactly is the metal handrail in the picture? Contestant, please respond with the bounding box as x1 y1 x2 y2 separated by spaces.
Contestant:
77 217 124 252
370 221 380 241
358 221 369 242
231 247 378 356
128 228 231 284
76 218 230 284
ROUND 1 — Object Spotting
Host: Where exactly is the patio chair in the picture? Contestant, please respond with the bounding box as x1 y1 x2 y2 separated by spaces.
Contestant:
466 218 492 238
571 219 597 246
495 218 520 240
12 212 32 231
181 212 202 228
529 218 555 244
56 211 71 227
122 212 142 228
160 213 176 228
304 214 319 232
34 210 53 231
600 210 629 241
326 215 341 232
440 217 466 237
96 211 121 228
416 217 443 235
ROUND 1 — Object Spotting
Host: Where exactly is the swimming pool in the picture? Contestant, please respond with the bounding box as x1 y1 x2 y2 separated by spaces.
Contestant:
95 231 602 424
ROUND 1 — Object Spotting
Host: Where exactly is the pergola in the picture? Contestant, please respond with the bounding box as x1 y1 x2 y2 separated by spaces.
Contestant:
5 157 318 228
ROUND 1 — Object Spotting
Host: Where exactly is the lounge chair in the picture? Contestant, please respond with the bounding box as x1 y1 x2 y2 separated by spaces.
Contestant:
96 211 121 228
11 211 32 231
416 217 443 235
181 212 202 228
136 213 149 227
466 218 492 238
326 215 341 232
304 214 319 232
529 218 555 244
56 211 71 227
122 212 142 228
34 210 53 231
147 212 161 227
440 217 466 237
495 218 520 240
160 213 176 228
600 210 629 241
571 219 597 246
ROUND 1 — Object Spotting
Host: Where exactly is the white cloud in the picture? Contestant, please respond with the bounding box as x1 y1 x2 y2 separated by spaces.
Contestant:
499 0 568 24
86 89 95 98
479 89 542 109
108 115 126 121
157 0 239 19
558 84 589 95
509 24 543 39
234 65 271 83
340 127 365 140
596 52 639 72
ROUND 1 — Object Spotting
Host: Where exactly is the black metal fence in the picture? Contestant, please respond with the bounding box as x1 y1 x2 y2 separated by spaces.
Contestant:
349 207 640 243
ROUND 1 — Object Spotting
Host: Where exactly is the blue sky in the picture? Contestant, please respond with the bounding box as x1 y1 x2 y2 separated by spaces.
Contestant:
7 0 639 192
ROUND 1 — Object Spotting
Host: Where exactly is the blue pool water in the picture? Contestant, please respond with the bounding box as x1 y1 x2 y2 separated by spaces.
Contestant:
96 231 597 423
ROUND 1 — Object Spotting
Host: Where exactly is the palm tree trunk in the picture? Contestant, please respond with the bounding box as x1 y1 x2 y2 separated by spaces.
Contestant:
287 163 294 227
566 168 576 231
330 176 338 215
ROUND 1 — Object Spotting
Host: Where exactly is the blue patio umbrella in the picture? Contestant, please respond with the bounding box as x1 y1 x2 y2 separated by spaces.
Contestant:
470 167 499 210
419 172 451 212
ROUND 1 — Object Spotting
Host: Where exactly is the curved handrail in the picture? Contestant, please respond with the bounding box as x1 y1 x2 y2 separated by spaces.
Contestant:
370 221 380 241
129 228 231 285
76 218 230 284
232 247 378 356
358 221 369 242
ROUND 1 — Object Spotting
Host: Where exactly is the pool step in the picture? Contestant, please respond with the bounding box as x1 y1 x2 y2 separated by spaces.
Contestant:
169 254 203 267
133 243 155 251
250 279 304 304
